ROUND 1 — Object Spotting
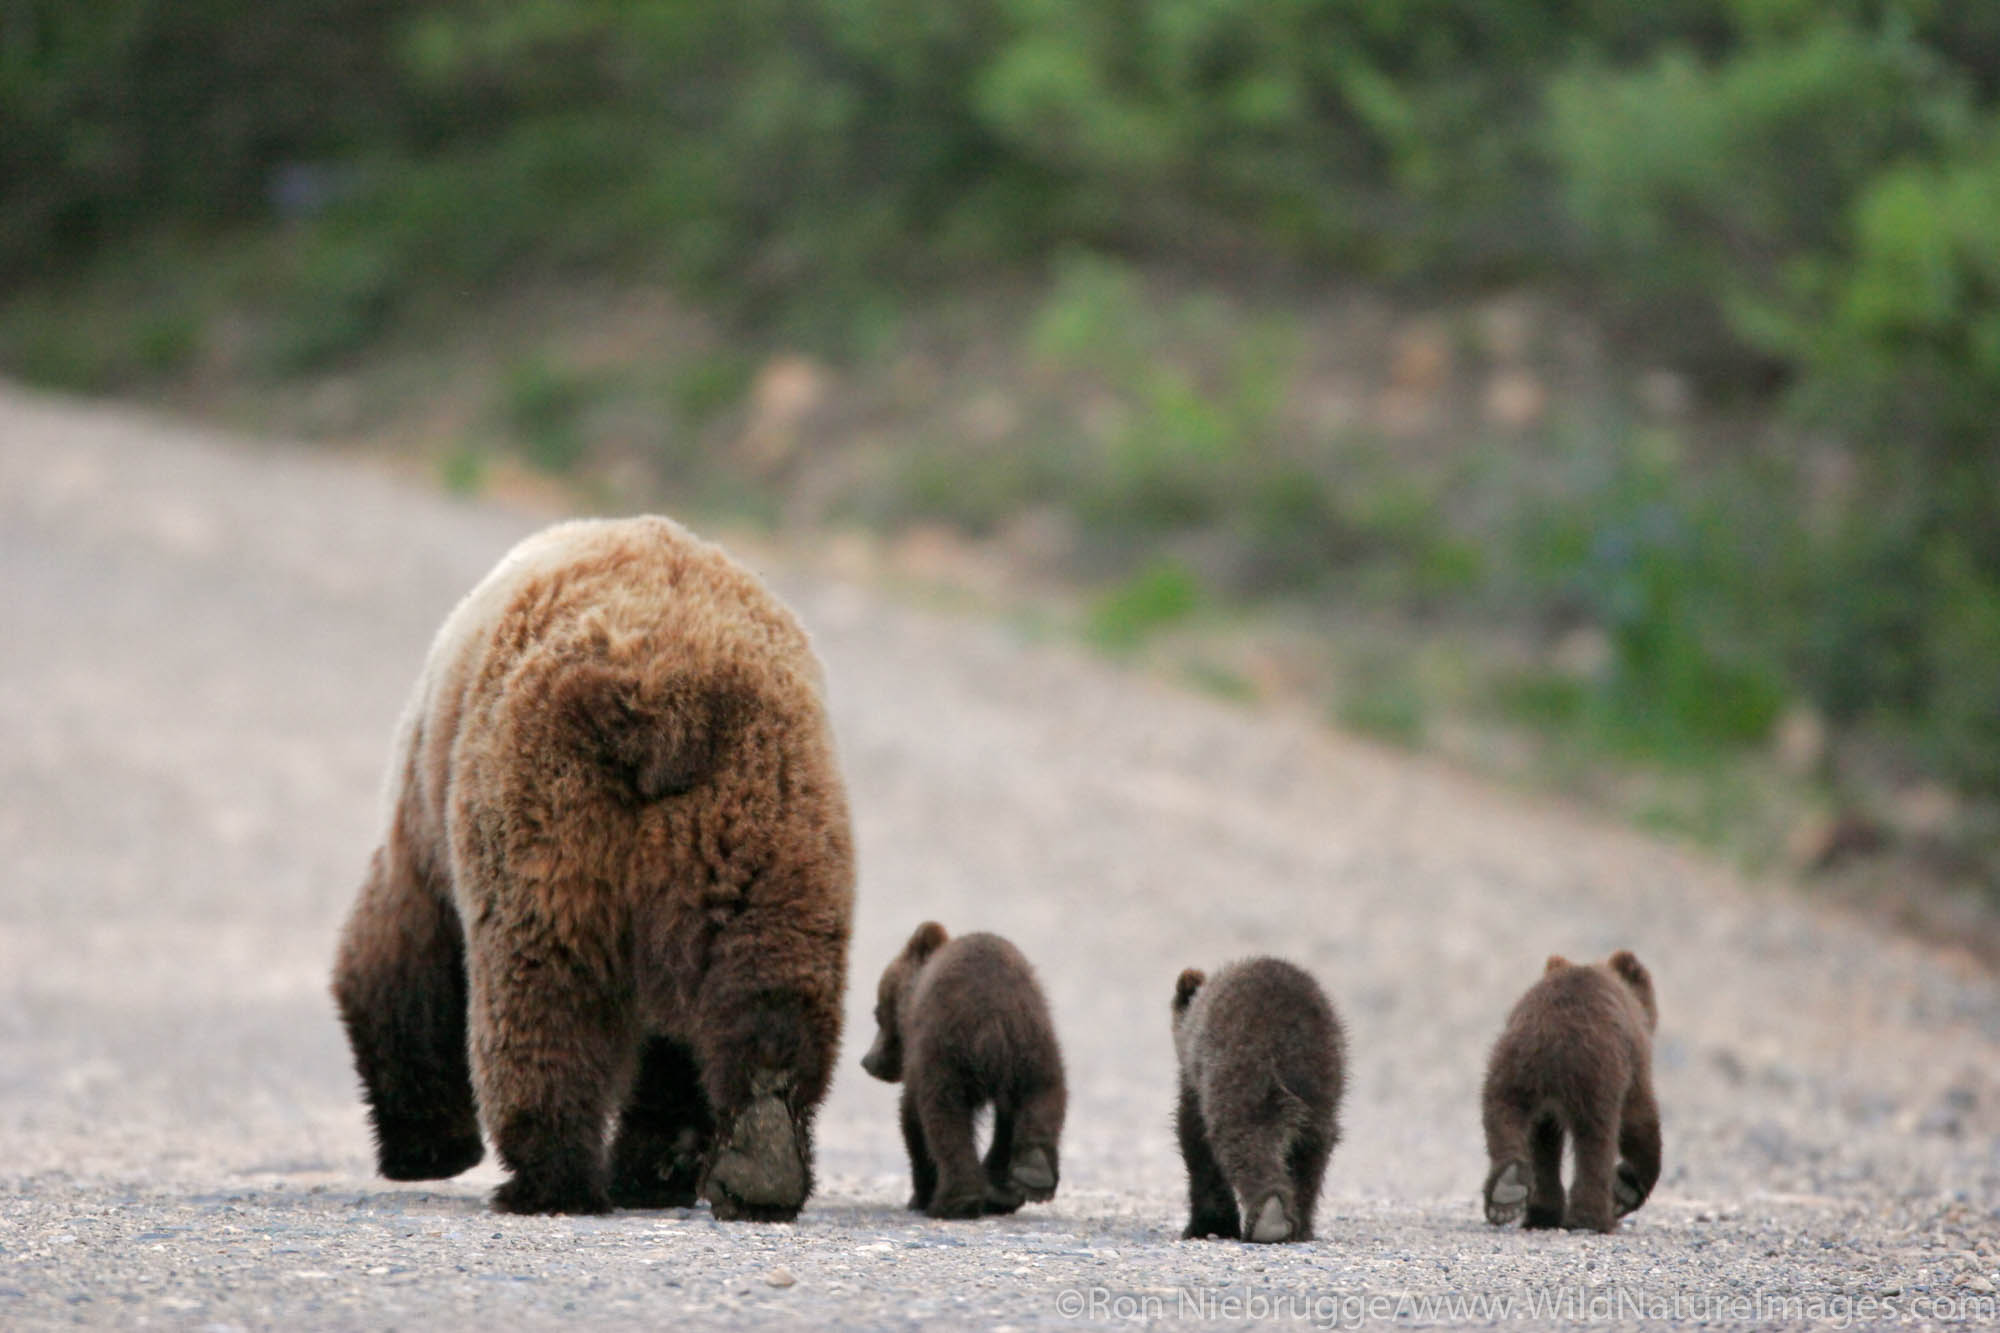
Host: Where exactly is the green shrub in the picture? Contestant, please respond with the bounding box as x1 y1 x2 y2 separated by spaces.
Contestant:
1515 427 1791 758
1923 543 2000 795
499 355 601 474
1547 22 1970 369
1087 560 1203 655
1339 665 1427 748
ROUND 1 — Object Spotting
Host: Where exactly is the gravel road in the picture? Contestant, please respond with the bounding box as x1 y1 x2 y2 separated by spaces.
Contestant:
3 382 1998 1329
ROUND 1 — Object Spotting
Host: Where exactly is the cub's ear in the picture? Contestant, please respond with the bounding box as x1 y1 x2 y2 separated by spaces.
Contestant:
1607 949 1650 990
1544 954 1572 975
906 921 949 961
1173 968 1206 1014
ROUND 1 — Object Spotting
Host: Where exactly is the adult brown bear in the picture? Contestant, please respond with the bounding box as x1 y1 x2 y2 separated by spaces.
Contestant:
331 517 854 1218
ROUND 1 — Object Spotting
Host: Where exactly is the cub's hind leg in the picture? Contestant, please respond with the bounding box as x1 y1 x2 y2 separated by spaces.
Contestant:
1177 1084 1240 1240
1481 1097 1531 1227
1526 1115 1566 1229
1615 1081 1662 1218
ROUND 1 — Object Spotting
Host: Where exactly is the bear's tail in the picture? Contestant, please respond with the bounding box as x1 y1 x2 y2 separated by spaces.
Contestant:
557 664 746 802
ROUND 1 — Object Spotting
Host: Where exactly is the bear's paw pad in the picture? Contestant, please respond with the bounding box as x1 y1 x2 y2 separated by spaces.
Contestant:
1485 1161 1529 1225
1613 1161 1644 1216
378 1131 484 1182
982 1182 1026 1215
1009 1146 1057 1201
1248 1195 1294 1243
705 1094 806 1218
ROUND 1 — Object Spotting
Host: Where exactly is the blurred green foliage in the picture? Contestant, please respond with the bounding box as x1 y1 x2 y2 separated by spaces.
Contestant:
1087 559 1204 655
3 0 1999 804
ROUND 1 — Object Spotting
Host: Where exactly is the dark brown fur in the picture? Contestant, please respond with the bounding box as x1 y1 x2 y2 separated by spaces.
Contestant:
860 923 1067 1219
330 517 855 1218
1171 958 1346 1243
1481 951 1661 1234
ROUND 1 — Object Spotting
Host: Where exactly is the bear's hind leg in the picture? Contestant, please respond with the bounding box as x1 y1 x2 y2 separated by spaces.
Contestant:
1284 1120 1334 1242
1005 1081 1063 1205
694 987 831 1222
1562 1110 1620 1233
468 922 635 1216
1177 1084 1241 1241
1615 1081 1661 1218
1210 1099 1300 1243
1481 1093 1532 1227
1526 1114 1567 1229
331 843 483 1182
981 1106 1024 1215
912 1073 987 1220
608 1037 714 1208
901 1085 939 1213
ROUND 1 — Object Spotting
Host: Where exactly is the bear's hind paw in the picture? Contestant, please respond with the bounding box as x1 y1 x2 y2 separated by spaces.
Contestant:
377 1130 484 1182
1009 1145 1057 1202
1484 1161 1529 1226
1613 1161 1645 1216
491 1175 611 1216
704 1092 808 1221
1247 1195 1296 1243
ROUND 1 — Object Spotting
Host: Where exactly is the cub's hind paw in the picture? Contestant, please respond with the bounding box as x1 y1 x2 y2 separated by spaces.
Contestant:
1247 1195 1296 1244
1613 1161 1645 1217
492 1175 610 1216
1009 1145 1058 1202
378 1130 484 1182
982 1183 1026 1215
925 1189 987 1220
1484 1161 1529 1226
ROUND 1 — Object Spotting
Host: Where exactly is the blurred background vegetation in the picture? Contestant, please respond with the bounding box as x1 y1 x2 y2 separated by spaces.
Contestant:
4 0 1998 916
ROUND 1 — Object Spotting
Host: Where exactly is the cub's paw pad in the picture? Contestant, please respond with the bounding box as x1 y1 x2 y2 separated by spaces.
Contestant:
982 1183 1026 1215
926 1190 986 1220
1484 1161 1529 1226
379 1131 484 1182
704 1094 806 1220
1009 1146 1058 1202
1613 1161 1645 1216
492 1176 610 1216
1247 1195 1295 1243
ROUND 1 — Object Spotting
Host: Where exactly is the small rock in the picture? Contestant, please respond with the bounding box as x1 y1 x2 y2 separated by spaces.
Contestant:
738 354 829 475
959 391 1019 443
1771 706 1827 778
1957 1274 1994 1294
1637 369 1692 419
1551 625 1611 680
1789 810 1886 872
1888 782 1960 839
1390 321 1452 393
1481 370 1546 430
765 1268 797 1289
1477 300 1536 364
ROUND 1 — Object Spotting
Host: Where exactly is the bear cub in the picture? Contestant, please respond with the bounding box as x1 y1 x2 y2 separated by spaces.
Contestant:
861 923 1067 1219
1172 957 1346 1243
1481 950 1661 1234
